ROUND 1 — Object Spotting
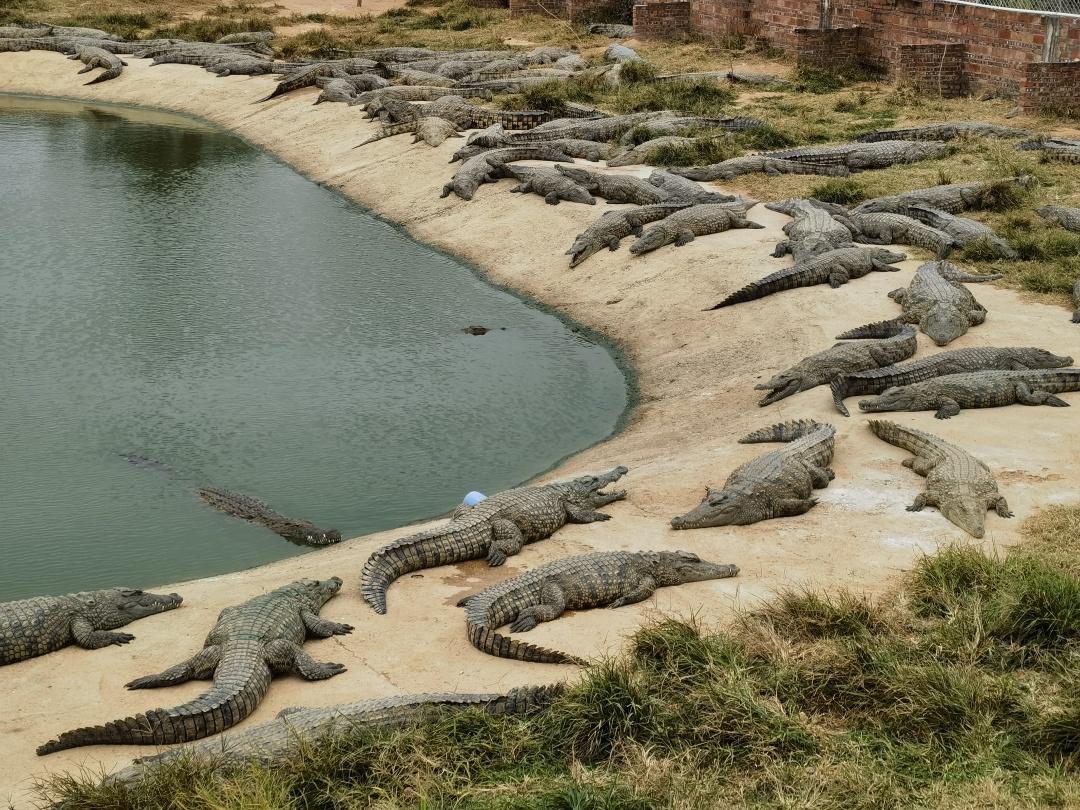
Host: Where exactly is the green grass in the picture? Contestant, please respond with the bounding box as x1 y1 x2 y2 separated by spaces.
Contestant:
42 505 1080 809
809 177 868 204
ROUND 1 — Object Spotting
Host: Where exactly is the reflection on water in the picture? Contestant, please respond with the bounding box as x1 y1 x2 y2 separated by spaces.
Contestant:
0 95 630 600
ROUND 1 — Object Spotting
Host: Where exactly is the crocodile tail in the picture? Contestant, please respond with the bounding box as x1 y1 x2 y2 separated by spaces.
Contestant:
866 419 941 456
488 683 566 715
707 267 806 310
37 657 271 755
739 419 830 444
361 528 459 614
468 620 582 665
830 378 852 417
835 319 909 340
355 121 415 147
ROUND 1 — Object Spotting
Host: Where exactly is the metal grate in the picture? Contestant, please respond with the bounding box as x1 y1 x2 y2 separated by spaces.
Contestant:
943 0 1080 16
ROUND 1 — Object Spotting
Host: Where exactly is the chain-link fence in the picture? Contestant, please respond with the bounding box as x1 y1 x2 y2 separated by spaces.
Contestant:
948 0 1080 15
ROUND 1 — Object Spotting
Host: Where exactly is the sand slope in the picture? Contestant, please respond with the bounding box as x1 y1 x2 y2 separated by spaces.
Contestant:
1 53 1078 808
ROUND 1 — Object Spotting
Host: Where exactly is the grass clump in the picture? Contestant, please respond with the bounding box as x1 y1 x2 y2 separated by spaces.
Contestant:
647 136 741 167
618 58 658 85
792 64 876 94
151 15 276 43
613 79 736 116
809 177 867 204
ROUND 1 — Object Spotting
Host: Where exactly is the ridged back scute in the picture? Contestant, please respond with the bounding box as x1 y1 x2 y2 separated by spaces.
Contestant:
739 419 832 445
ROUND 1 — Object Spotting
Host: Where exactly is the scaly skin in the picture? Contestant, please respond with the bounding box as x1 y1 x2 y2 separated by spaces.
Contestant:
830 347 1073 416
906 206 1017 259
361 467 629 614
197 488 341 546
587 23 634 37
0 25 53 38
629 203 764 254
766 198 849 217
854 122 1030 143
314 78 360 105
1037 205 1080 234
459 551 738 664
888 261 998 346
566 202 692 267
0 37 72 53
263 60 382 101
506 113 657 144
110 685 563 781
854 177 1032 214
507 165 596 205
70 44 126 84
765 140 951 171
387 66 456 87
755 320 917 406
674 155 850 181
440 146 574 201
709 247 906 309
671 420 835 528
836 212 958 258
646 169 746 204
216 31 274 45
868 420 1012 539
773 199 855 261
37 578 351 755
617 116 766 144
1 589 182 665
858 368 1080 419
358 116 462 147
555 165 672 205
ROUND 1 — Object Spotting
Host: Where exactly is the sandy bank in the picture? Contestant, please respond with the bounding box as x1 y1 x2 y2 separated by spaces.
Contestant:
1 53 1079 808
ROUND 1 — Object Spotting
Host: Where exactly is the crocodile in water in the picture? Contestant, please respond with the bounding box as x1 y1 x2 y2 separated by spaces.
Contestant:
198 487 342 546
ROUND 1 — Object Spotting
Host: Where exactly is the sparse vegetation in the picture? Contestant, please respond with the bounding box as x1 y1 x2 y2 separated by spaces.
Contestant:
809 177 868 204
40 505 1080 809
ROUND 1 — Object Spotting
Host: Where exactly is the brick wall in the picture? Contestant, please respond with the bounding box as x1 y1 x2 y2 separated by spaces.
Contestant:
892 41 967 96
1020 60 1080 115
794 25 860 68
633 0 691 38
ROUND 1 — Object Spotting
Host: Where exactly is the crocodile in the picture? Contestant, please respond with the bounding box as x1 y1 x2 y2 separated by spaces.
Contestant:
905 206 1018 258
318 72 388 91
754 320 917 406
358 115 463 146
674 155 850 181
455 75 570 93
506 112 657 144
867 420 1012 539
354 85 492 109
555 165 673 205
1022 141 1080 164
772 199 855 261
646 169 745 204
1017 137 1080 152
109 685 563 781
459 551 738 664
262 61 381 101
37 578 351 755
1037 204 1080 234
1 589 182 665
888 260 999 346
387 66 456 86
313 78 360 104
452 137 612 163
361 466 628 614
830 346 1073 416
670 420 836 528
764 140 951 171
765 197 850 218
628 203 764 254
566 202 693 267
853 122 1030 143
858 368 1080 419
150 51 272 74
0 25 53 38
216 31 274 44
506 165 596 205
836 211 959 257
614 117 765 146
522 46 577 65
854 177 1033 214
68 44 126 83
0 37 74 54
709 247 906 310
440 146 574 201
197 487 342 546
587 22 634 37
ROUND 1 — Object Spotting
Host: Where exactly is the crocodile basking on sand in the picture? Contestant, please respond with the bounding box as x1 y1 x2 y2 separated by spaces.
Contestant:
361 467 628 614
1 589 182 665
441 146 574 201
754 320 917 406
1037 205 1080 234
905 206 1017 258
854 177 1032 214
830 347 1073 416
868 420 1012 538
858 368 1080 419
555 165 674 205
198 488 342 546
628 203 763 254
566 202 692 267
671 420 835 528
358 115 463 146
674 155 850 181
506 165 596 205
110 685 563 780
888 260 999 346
504 113 656 144
772 199 855 261
646 169 745 204
854 122 1030 143
835 212 958 257
459 551 738 664
709 247 906 309
37 577 351 755
69 45 126 83
764 140 950 171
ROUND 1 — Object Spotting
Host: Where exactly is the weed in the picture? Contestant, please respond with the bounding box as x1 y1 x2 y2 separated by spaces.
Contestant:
809 178 867 205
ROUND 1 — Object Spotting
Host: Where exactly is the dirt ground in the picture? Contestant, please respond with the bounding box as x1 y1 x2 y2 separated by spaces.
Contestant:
1 53 1078 809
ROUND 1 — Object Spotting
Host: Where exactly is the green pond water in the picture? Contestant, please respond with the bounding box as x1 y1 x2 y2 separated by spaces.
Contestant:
0 95 630 601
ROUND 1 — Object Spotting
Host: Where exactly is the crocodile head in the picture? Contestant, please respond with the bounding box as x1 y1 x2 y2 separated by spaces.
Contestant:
937 496 988 539
83 588 184 630
560 465 629 508
872 248 908 264
1013 348 1073 368
920 303 968 346
289 577 344 608
640 550 739 585
628 227 670 255
670 487 761 529
858 385 915 413
755 372 808 406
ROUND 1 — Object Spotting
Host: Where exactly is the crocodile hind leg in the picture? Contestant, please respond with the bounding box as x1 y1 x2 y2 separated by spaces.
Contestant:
265 639 347 680
1014 383 1070 407
607 575 658 609
772 241 791 258
906 492 938 512
71 618 135 650
903 456 937 477
301 610 354 638
487 519 525 566
809 466 835 488
828 269 852 288
510 581 567 632
125 645 222 689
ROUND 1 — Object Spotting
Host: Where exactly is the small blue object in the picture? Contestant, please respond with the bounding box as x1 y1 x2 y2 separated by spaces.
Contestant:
463 491 487 506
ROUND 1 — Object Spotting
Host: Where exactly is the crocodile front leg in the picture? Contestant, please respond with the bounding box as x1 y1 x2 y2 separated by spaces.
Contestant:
992 496 1014 518
125 645 222 689
265 639 347 680
907 492 938 512
565 503 613 523
301 610 354 638
487 519 526 566
809 465 835 488
70 618 134 650
772 241 791 257
607 576 657 609
509 581 567 632
934 399 962 419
